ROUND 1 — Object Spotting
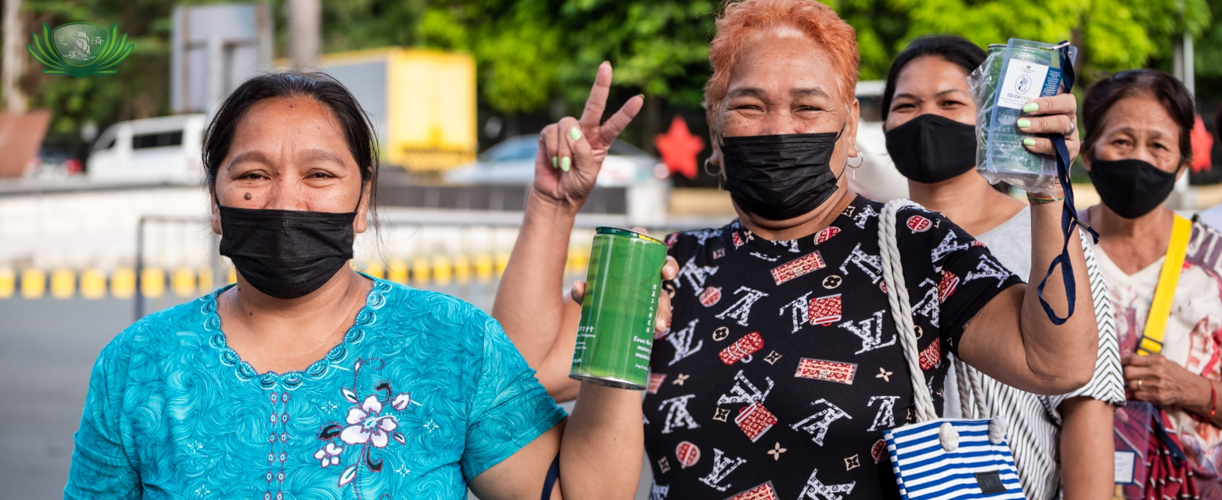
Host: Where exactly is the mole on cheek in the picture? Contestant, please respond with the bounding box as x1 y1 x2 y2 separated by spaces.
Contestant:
244 193 252 200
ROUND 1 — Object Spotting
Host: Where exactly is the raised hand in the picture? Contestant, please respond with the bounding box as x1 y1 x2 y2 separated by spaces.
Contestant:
533 62 645 211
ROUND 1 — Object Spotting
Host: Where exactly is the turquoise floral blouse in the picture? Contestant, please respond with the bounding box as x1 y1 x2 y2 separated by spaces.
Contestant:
64 279 567 499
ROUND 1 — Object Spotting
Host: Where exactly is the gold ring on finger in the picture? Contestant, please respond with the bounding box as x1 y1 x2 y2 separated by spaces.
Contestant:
1135 379 1143 389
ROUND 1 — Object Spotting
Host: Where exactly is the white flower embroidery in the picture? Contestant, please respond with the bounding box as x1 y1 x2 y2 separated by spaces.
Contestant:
315 357 418 499
340 395 400 448
313 442 344 467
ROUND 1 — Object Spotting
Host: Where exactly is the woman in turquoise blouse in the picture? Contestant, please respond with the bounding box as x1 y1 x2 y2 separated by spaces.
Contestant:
64 72 645 499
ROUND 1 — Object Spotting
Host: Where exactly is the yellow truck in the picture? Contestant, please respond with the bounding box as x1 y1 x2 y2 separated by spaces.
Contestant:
305 48 477 172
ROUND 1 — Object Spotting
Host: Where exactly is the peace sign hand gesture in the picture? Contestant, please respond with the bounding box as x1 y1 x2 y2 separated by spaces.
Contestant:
533 62 644 212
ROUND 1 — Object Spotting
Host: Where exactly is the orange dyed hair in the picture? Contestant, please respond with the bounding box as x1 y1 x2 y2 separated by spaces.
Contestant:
704 0 860 124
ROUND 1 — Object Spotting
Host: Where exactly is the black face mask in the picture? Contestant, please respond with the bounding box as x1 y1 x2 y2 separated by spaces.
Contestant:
884 114 978 183
720 129 844 221
218 202 357 299
1087 158 1178 219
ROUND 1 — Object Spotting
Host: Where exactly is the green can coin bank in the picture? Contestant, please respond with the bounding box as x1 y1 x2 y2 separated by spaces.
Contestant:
569 226 668 390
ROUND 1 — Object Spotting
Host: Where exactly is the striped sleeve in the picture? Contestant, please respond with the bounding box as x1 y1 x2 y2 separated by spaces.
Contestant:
1044 229 1127 420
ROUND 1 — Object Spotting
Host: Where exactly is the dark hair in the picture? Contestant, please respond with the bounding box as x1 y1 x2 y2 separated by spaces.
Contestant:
1216 104 1221 147
880 35 986 122
202 71 379 207
1081 69 1195 166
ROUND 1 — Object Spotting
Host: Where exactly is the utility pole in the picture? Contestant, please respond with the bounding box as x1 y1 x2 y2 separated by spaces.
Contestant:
1173 35 1196 97
288 0 321 70
2 0 27 113
1183 33 1195 98
1170 32 1197 209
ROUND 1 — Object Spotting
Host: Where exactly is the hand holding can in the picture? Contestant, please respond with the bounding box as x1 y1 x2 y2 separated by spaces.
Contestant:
569 227 670 390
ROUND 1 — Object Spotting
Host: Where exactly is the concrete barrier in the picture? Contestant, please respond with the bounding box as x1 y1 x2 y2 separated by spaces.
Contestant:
0 250 589 300
0 268 12 298
81 269 107 299
21 270 45 299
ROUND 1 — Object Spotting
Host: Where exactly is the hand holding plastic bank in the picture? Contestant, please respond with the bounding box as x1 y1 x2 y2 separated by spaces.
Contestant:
533 62 645 212
970 40 1083 196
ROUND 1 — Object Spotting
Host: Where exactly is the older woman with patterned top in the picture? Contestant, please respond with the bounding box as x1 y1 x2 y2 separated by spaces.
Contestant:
492 0 1098 498
1080 69 1222 498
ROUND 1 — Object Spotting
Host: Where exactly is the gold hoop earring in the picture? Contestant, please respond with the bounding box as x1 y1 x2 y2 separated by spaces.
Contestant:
847 154 863 180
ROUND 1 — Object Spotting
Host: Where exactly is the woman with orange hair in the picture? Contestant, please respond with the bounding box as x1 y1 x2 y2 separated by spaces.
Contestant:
495 0 1095 497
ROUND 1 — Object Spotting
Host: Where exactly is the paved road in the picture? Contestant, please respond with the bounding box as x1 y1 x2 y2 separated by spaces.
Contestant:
0 297 155 499
0 290 653 500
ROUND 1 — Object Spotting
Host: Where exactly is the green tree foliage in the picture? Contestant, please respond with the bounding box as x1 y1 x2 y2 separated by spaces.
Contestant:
392 0 714 113
414 1 565 114
552 0 715 108
6 0 1219 156
1198 0 1222 79
827 0 909 80
843 0 1212 84
393 0 1218 115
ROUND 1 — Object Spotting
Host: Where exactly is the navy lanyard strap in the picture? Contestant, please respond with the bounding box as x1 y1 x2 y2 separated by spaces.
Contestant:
540 452 561 500
1151 406 1189 466
1033 44 1097 326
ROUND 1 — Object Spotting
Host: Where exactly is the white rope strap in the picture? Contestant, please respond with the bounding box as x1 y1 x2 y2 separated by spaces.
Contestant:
955 355 977 419
968 365 988 418
878 199 939 423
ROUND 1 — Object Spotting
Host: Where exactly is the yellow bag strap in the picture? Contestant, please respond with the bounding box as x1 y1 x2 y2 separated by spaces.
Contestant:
1137 215 1192 356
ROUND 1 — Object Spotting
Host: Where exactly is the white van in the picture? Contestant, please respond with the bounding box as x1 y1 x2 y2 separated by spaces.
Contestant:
87 114 208 184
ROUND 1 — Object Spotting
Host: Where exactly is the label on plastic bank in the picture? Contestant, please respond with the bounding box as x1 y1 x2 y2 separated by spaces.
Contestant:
998 57 1055 109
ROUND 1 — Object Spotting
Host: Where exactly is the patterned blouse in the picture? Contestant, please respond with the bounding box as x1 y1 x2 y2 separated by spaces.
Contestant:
1091 219 1222 497
64 278 566 500
643 196 1022 500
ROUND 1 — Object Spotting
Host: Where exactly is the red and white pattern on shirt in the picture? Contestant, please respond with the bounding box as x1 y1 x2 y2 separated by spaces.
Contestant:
770 251 826 285
971 240 985 248
870 439 887 463
735 401 777 442
815 226 840 245
719 332 764 365
666 233 679 249
732 232 745 248
918 339 942 371
808 293 842 326
700 287 723 307
648 373 667 394
676 440 701 468
725 481 780 500
794 357 857 385
907 215 932 233
938 270 959 303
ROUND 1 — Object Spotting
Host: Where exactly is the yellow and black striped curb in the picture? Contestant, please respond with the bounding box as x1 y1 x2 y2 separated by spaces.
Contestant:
0 249 593 300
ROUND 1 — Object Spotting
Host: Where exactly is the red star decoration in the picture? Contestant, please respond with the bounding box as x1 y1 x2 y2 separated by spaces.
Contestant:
1191 115 1213 173
654 115 706 179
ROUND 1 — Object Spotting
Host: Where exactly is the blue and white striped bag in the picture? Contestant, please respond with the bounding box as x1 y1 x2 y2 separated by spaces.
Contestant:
885 419 1024 499
877 200 1025 500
